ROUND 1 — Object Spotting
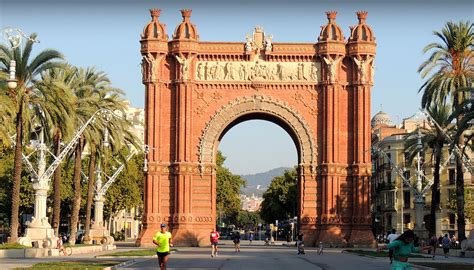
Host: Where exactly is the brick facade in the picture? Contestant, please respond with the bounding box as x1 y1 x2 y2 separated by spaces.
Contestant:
137 9 376 247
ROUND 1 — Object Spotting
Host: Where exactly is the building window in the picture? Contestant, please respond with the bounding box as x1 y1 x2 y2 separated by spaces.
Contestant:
386 171 392 184
404 214 410 225
404 191 410 209
387 214 392 228
449 213 456 225
404 152 410 166
448 169 455 185
403 171 410 187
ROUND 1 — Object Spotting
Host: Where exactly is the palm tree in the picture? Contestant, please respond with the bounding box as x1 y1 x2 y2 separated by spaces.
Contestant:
35 66 76 236
80 70 135 243
418 21 473 241
404 104 452 237
0 34 63 242
67 67 102 245
0 90 15 146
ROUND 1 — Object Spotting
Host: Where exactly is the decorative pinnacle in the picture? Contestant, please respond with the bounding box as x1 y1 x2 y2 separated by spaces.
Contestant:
326 11 338 22
356 11 368 23
150 9 161 20
181 9 192 20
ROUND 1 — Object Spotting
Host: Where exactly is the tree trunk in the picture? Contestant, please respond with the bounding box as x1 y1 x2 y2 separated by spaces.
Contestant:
455 92 466 242
52 129 62 237
83 143 97 243
69 138 84 245
455 155 466 241
429 143 442 237
8 102 24 243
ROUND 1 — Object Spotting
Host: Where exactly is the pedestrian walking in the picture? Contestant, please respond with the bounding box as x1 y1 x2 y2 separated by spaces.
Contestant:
451 235 457 248
232 231 241 252
249 232 254 245
428 234 438 259
387 229 399 264
296 233 305 255
317 241 324 255
152 223 173 270
441 234 451 258
210 228 220 257
378 230 432 270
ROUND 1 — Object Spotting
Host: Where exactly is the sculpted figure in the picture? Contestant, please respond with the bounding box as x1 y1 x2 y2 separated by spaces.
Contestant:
369 58 375 83
245 34 253 52
207 62 214 80
143 53 157 81
353 57 368 83
239 63 246 81
215 62 225 80
225 62 238 80
310 62 319 81
175 55 190 80
265 34 273 52
323 56 341 83
197 63 205 80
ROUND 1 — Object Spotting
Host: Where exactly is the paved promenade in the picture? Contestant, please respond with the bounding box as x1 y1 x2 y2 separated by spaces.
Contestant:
2 240 473 269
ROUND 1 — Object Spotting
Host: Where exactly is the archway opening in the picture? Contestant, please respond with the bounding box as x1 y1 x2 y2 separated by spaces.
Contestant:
216 116 299 242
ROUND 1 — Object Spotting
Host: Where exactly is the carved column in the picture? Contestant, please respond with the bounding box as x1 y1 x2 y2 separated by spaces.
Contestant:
169 9 202 246
137 8 170 247
347 10 376 246
299 164 318 245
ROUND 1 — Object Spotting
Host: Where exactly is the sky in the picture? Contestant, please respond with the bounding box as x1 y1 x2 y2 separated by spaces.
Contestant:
1 0 473 174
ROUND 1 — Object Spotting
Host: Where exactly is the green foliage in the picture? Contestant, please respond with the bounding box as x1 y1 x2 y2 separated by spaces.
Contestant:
110 230 125 241
260 167 298 223
0 243 28 249
235 210 262 230
19 261 121 270
0 145 34 228
104 151 144 220
446 187 474 222
216 151 246 224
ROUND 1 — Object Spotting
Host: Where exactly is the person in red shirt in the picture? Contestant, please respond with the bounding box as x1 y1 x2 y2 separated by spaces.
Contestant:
210 228 220 257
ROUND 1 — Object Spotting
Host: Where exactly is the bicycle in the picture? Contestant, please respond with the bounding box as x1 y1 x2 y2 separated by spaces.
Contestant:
60 246 72 256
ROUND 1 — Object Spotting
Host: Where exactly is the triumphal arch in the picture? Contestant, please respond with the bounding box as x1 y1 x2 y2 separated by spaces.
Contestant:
137 8 376 246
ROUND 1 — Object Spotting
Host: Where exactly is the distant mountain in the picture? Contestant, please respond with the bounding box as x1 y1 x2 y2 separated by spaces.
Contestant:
240 167 291 197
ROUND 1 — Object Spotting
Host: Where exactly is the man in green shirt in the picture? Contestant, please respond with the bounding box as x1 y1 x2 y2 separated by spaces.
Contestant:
153 223 173 270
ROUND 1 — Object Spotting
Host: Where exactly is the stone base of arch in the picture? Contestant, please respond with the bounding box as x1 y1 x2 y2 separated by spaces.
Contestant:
348 225 377 247
316 225 348 247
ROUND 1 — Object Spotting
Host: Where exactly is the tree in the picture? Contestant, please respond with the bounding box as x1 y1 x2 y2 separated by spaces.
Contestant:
446 187 474 224
260 167 298 224
418 21 473 241
103 151 144 228
83 80 139 243
35 66 76 235
0 34 64 242
67 67 105 245
235 210 262 230
216 151 246 225
404 104 452 236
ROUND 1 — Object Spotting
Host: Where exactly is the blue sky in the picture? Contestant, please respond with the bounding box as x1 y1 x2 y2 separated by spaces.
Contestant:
1 0 473 174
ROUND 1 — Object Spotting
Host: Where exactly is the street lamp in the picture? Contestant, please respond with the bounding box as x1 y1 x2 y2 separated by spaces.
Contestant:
7 60 17 89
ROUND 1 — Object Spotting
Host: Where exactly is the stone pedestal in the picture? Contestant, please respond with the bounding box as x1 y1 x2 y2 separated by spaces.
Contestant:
18 180 57 248
414 200 427 238
84 194 114 245
317 225 347 247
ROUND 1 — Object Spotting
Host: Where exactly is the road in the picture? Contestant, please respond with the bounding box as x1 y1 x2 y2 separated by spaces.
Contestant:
121 245 392 270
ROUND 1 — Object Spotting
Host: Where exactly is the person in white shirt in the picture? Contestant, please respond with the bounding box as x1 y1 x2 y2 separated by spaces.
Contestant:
387 229 399 243
387 229 399 264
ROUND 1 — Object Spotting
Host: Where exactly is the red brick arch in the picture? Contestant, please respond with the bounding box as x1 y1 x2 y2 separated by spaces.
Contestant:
198 95 316 166
137 9 376 247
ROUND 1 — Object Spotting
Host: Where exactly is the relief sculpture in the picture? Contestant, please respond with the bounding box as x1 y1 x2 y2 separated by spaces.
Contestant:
195 60 321 82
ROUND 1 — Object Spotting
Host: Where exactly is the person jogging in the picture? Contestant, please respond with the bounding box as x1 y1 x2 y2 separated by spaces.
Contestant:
210 228 220 257
153 223 173 270
378 230 432 270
